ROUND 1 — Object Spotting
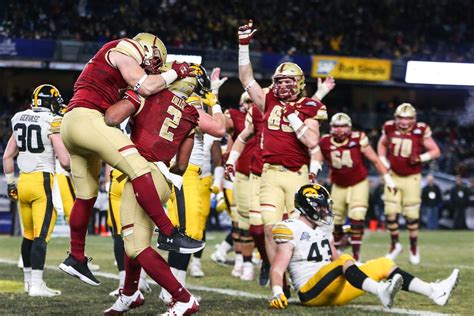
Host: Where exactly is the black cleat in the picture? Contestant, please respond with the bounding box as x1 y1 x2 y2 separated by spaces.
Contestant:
59 253 101 286
157 227 205 254
259 261 271 287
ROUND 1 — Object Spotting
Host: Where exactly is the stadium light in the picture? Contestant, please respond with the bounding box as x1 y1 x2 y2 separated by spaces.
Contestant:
166 54 202 64
405 61 474 86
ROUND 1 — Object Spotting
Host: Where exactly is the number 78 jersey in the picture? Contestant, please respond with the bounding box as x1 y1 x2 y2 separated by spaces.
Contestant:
273 219 333 291
11 109 57 173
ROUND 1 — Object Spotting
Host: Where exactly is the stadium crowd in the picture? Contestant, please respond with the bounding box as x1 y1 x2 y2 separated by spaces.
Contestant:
2 0 474 62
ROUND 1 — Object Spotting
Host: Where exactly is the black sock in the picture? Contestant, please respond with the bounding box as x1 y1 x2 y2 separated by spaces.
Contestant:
344 264 369 289
21 238 33 268
113 234 125 271
168 251 191 271
388 267 414 291
30 238 47 270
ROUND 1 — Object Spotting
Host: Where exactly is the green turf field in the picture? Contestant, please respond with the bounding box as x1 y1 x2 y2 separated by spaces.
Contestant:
0 230 472 315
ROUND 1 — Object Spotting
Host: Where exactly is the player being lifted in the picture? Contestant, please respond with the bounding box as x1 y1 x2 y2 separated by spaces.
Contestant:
313 113 397 261
269 184 459 310
237 19 335 275
59 32 202 286
3 84 70 297
377 103 440 264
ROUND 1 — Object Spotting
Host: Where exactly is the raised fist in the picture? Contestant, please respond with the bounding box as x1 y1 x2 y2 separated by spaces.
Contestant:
238 19 257 45
171 61 193 79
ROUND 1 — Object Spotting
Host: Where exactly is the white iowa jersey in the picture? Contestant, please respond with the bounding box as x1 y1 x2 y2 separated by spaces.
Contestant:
189 129 204 167
273 218 333 291
11 109 57 173
201 134 221 177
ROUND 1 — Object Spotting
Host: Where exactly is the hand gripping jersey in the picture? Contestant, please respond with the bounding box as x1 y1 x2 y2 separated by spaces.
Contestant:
263 93 327 171
248 105 264 176
227 108 257 176
129 90 199 165
68 38 145 113
383 120 432 176
319 131 369 187
272 219 333 291
11 109 57 173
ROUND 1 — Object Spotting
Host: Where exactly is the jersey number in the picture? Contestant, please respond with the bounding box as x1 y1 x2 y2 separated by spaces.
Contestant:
307 239 332 262
267 106 293 133
330 149 353 169
391 138 412 158
14 123 44 153
159 106 182 142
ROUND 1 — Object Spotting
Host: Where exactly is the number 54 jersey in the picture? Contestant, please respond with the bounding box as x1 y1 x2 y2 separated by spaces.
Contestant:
272 218 333 291
11 109 57 173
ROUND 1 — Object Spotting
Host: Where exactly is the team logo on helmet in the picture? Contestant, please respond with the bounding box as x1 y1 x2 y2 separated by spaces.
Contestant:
31 84 63 115
295 184 334 226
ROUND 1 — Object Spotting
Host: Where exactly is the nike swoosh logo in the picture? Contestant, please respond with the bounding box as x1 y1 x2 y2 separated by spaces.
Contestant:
434 292 446 299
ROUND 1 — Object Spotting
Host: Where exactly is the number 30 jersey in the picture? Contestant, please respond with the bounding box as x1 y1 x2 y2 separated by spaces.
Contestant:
10 109 58 173
272 218 333 291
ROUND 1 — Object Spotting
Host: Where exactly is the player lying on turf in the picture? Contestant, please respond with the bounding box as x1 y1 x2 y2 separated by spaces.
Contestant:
269 184 460 309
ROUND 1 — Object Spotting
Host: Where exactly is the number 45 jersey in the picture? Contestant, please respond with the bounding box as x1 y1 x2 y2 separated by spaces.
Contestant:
272 218 333 291
11 109 58 173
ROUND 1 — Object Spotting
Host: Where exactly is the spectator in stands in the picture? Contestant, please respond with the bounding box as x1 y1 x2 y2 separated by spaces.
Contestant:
448 176 470 229
421 174 443 229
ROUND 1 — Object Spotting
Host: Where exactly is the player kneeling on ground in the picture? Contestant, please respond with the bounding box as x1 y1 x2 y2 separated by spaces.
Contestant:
269 184 460 310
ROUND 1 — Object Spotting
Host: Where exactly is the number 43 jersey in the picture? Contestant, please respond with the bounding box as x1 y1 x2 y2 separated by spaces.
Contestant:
11 109 58 173
273 218 333 291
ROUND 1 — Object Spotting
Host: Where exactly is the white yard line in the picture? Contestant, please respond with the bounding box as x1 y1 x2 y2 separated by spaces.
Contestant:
0 258 452 315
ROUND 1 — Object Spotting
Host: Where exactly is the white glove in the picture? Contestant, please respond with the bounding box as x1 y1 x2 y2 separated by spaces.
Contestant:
314 76 335 100
384 173 398 195
211 68 228 95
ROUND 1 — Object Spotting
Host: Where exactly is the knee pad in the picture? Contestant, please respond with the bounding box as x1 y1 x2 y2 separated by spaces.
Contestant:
115 152 150 180
385 215 399 232
239 229 253 244
406 218 419 232
348 207 367 221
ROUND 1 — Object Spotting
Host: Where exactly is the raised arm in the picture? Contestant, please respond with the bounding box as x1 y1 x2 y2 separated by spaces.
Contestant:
238 20 265 112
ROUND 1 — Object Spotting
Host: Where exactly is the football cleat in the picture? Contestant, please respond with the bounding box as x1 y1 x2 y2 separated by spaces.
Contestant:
231 259 243 278
29 281 61 297
157 228 205 254
376 273 403 309
385 242 403 261
409 248 420 265
104 290 145 315
430 269 460 306
161 296 199 316
109 287 121 297
159 288 173 305
189 260 205 278
240 262 254 281
259 262 271 287
59 253 101 286
210 249 228 266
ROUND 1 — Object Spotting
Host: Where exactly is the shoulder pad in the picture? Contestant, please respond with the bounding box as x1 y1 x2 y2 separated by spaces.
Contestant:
109 39 145 65
272 222 294 244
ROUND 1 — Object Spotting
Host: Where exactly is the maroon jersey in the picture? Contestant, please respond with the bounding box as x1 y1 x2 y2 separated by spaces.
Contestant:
69 39 142 113
227 108 257 176
262 92 327 171
249 105 264 176
319 131 369 187
383 120 432 176
130 90 199 165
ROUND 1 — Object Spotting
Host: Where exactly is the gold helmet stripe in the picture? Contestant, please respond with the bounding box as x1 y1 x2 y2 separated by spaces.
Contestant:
33 84 46 107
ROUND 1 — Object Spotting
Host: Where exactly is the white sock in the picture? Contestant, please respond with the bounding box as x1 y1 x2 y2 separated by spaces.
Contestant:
235 253 243 266
31 269 44 286
171 267 187 286
218 241 232 254
362 277 380 295
408 277 433 297
139 268 147 279
118 270 125 288
192 257 201 265
23 267 32 283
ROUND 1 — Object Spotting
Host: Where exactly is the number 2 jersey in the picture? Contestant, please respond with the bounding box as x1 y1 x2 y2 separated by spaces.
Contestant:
263 92 327 171
272 218 333 291
318 131 369 187
382 120 432 176
129 90 199 166
10 109 59 173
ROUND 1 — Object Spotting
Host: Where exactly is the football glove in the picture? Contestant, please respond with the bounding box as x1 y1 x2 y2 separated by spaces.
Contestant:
210 67 228 95
269 293 288 309
171 61 194 79
202 92 218 107
238 19 257 45
383 173 398 195
7 183 18 202
186 95 203 109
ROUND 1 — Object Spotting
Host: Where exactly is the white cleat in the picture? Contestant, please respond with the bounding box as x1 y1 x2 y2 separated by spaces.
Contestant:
109 287 120 297
210 250 228 266
104 290 144 315
385 242 403 261
29 282 61 297
409 248 420 265
189 261 205 278
159 288 173 305
18 256 24 269
240 262 254 281
430 269 460 306
231 262 243 278
161 295 200 316
24 281 30 293
138 277 152 294
377 273 403 309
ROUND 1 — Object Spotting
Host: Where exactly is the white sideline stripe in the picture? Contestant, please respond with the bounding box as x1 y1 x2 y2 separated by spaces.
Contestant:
0 258 451 316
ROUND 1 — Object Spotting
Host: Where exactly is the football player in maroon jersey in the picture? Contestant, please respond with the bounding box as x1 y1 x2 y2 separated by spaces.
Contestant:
314 113 397 262
377 103 440 265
